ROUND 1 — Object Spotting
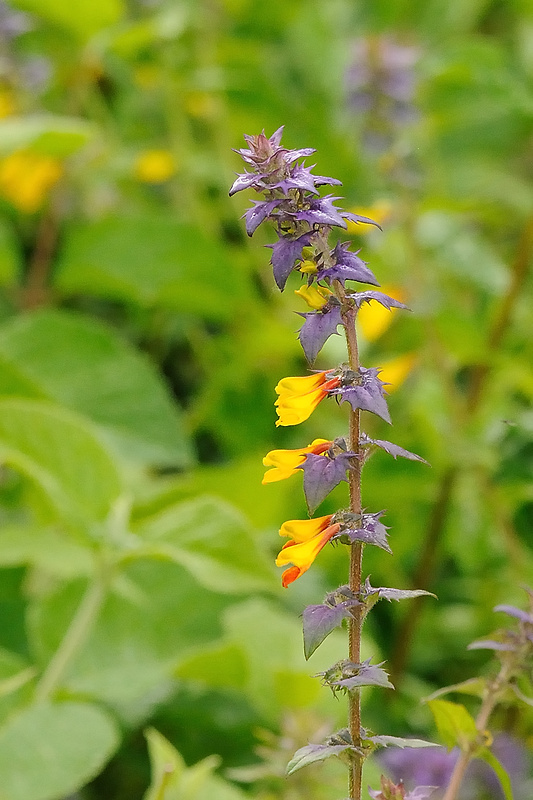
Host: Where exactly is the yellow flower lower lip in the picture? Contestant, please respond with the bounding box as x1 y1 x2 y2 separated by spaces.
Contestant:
279 514 333 542
274 372 340 427
276 520 340 587
262 439 330 484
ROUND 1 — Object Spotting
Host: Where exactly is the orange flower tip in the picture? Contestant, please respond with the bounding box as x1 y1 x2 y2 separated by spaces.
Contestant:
281 566 301 587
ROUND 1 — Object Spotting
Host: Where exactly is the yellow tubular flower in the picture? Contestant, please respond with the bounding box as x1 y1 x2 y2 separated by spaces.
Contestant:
294 284 332 310
274 372 340 427
262 439 331 484
276 515 340 587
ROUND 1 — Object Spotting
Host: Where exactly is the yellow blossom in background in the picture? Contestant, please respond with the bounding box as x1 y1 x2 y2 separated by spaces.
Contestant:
134 149 176 183
379 353 416 393
184 91 218 119
346 199 392 234
0 89 15 119
294 284 332 310
0 150 63 213
357 285 406 342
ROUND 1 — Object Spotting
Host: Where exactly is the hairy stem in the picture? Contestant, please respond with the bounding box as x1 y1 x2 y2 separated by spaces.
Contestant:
34 557 109 702
340 296 364 800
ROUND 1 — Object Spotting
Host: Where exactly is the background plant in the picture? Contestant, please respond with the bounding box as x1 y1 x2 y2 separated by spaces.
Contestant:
0 0 529 798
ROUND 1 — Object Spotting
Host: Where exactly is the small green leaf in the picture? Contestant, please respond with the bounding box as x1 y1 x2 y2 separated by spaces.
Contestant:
427 698 479 751
286 743 355 776
144 728 247 800
365 734 439 750
425 677 487 702
0 701 119 800
477 747 514 800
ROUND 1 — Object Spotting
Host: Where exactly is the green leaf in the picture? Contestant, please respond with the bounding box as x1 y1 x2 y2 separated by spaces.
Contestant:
425 677 487 702
0 701 119 800
8 0 124 39
0 116 95 157
0 525 92 578
29 562 235 709
133 496 276 593
477 747 514 800
427 698 479 751
365 734 439 750
144 728 248 800
0 398 122 524
286 743 354 776
54 216 250 320
0 310 193 467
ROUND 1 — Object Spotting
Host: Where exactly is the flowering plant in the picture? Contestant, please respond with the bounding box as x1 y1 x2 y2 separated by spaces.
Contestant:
231 128 436 800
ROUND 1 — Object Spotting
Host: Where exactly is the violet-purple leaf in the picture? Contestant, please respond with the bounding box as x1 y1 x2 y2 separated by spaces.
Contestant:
362 434 428 464
244 199 281 236
268 232 312 290
299 451 356 514
302 603 353 660
335 369 391 424
494 604 533 623
349 290 408 311
343 211 381 230
298 306 343 363
333 662 394 691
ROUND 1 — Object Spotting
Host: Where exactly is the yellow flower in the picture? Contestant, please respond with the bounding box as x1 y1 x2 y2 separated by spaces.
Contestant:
346 199 392 235
299 259 318 274
0 89 15 119
274 372 340 427
358 285 405 342
262 439 331 484
276 514 340 587
0 150 63 213
294 284 332 310
378 353 415 392
134 149 176 183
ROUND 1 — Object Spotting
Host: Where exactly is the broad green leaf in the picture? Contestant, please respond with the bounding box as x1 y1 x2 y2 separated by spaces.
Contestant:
144 728 247 800
175 642 249 690
29 562 235 709
0 701 119 800
8 0 124 39
0 648 35 726
0 525 92 578
427 699 478 751
0 398 122 524
477 747 514 800
0 311 193 467
54 216 249 320
132 496 276 593
0 116 94 157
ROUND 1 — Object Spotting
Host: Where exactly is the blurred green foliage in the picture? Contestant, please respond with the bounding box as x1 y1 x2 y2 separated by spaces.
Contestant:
0 0 530 797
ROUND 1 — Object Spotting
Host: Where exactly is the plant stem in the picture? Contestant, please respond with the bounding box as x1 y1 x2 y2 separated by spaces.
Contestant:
341 297 364 800
34 557 109 703
442 661 512 800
